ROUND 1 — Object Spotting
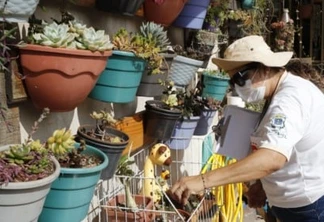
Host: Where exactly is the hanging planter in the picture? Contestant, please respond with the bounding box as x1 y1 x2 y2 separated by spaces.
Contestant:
20 45 112 112
144 0 188 27
0 0 39 22
77 125 129 179
136 52 176 97
241 0 254 9
173 0 211 30
0 144 60 222
201 71 230 101
193 109 217 135
19 21 114 112
89 50 146 103
144 100 182 141
39 144 109 222
165 116 200 150
169 55 204 87
96 0 145 16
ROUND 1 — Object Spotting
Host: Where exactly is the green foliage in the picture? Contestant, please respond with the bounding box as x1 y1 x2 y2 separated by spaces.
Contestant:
113 21 170 74
0 24 17 71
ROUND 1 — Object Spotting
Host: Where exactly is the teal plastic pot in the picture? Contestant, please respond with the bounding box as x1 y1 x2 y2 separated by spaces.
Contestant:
89 50 146 103
202 74 229 101
38 144 109 222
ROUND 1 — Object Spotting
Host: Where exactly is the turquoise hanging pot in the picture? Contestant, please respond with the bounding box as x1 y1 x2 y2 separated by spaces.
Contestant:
242 0 254 9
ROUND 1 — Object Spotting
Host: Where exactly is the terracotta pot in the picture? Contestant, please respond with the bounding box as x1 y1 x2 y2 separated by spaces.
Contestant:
19 44 112 112
144 0 188 27
104 195 154 222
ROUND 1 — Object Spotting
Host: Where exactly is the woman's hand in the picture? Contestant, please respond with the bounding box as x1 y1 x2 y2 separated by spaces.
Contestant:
168 175 205 205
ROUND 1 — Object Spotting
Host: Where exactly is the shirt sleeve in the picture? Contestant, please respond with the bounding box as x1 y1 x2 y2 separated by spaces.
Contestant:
257 95 307 160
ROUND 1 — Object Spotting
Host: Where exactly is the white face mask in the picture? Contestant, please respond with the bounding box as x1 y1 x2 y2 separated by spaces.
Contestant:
235 79 266 103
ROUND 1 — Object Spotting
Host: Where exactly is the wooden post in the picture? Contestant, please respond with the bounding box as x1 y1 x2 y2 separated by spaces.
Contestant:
0 71 21 145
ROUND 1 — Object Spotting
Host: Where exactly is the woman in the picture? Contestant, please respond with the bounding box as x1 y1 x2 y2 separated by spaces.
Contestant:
169 35 324 222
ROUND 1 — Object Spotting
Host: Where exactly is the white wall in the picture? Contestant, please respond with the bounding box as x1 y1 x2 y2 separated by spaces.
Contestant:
19 0 184 142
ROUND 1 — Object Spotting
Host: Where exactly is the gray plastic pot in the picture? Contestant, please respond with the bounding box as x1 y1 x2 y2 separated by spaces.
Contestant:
0 144 60 222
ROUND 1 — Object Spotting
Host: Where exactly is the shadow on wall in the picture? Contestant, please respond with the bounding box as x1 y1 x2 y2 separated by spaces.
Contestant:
18 99 75 142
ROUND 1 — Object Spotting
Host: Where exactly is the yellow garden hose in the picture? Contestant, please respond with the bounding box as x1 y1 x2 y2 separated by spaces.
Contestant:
201 154 244 222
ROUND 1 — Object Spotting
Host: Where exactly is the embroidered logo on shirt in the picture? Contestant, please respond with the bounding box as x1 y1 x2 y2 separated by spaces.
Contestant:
269 114 287 138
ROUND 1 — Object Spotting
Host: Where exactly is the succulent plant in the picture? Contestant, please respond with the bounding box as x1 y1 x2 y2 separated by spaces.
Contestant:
140 21 170 51
87 110 124 143
31 21 113 52
112 21 170 74
47 128 75 155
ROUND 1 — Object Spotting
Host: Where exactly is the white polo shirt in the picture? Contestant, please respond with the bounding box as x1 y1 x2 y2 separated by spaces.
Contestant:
251 72 324 208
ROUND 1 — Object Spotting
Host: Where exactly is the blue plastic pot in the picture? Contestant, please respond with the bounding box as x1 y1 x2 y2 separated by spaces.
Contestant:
194 109 217 136
202 74 229 101
39 144 109 222
169 55 204 87
166 116 200 150
89 50 146 103
173 0 210 29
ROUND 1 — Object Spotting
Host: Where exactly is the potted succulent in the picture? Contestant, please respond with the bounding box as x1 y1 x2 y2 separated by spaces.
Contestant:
76 110 130 179
164 84 202 150
89 21 166 103
144 81 183 142
38 127 109 222
201 69 230 101
19 14 114 112
0 108 60 222
104 155 154 222
136 21 177 97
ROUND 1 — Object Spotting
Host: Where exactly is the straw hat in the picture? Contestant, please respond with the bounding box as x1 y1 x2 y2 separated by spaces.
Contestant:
212 35 293 71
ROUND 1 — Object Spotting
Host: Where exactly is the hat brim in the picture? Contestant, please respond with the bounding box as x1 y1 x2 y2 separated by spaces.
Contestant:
212 51 293 72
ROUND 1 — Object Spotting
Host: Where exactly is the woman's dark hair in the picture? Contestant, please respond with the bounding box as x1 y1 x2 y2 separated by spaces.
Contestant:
285 59 324 90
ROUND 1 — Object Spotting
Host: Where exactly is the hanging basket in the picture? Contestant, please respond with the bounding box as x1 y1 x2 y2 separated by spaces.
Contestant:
169 55 204 87
143 0 188 27
89 50 146 103
19 44 112 112
173 0 211 30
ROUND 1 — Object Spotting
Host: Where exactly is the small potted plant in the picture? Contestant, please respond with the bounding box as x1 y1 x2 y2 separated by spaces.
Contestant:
0 108 60 222
201 69 230 101
144 81 183 142
89 21 167 103
19 12 114 112
76 110 130 179
136 21 177 97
